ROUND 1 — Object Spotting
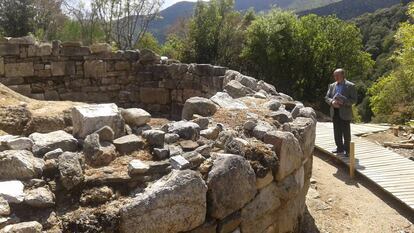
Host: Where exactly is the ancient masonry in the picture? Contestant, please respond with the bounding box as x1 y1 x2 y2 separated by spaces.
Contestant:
0 36 317 233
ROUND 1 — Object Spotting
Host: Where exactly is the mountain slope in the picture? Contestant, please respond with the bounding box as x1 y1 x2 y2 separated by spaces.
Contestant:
298 0 403 20
149 0 342 42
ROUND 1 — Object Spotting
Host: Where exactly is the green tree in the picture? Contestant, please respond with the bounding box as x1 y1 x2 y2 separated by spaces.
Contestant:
0 0 36 37
161 35 185 60
135 32 161 54
369 3 414 123
242 10 373 105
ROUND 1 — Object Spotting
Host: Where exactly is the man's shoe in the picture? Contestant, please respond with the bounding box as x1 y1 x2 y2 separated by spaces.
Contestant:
331 149 344 154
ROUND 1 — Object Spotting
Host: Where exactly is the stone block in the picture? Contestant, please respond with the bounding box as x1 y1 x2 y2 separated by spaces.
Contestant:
0 180 25 203
0 221 42 233
170 155 190 170
120 170 207 233
128 159 150 176
121 108 151 127
51 61 65 76
0 57 4 76
61 46 90 56
8 36 36 45
29 130 78 156
182 97 218 120
218 211 241 233
90 43 112 54
140 87 170 105
84 60 106 78
72 103 125 138
113 135 145 154
0 150 44 180
5 62 34 77
0 44 20 56
36 43 52 56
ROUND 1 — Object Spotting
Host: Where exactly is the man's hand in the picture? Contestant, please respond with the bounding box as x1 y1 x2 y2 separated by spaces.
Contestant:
332 100 341 108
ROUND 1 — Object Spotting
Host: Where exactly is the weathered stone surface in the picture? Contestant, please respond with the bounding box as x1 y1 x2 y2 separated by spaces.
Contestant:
192 117 210 130
4 137 33 151
200 125 222 140
0 221 42 233
0 150 44 180
240 183 281 233
224 80 254 98
0 58 4 76
263 100 281 111
128 159 150 176
5 62 34 78
210 92 247 110
139 49 160 65
113 135 144 154
165 133 180 144
187 221 217 233
24 187 55 208
121 108 151 127
93 126 115 142
252 121 275 141
29 130 78 156
153 147 170 160
72 103 125 138
80 186 113 206
170 155 190 170
0 197 10 216
58 152 84 190
0 44 20 56
0 180 25 203
289 117 316 158
298 107 317 121
207 154 256 219
83 133 117 167
269 109 293 124
120 170 207 233
140 87 170 105
257 80 278 95
180 140 199 151
182 97 218 120
90 43 112 54
235 74 258 91
43 148 63 160
142 130 165 148
218 211 241 233
162 121 200 140
263 131 304 181
256 171 274 190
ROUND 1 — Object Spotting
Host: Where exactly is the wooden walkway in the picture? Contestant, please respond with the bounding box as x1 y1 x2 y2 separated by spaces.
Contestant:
315 122 414 211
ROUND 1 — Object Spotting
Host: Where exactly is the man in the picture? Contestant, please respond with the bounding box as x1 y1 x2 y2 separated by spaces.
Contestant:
325 69 357 156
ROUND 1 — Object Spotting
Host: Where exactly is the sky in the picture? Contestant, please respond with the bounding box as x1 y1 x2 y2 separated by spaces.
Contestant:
164 0 198 9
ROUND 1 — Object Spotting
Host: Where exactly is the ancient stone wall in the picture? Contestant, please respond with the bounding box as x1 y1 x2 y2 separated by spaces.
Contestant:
0 37 316 233
0 36 226 118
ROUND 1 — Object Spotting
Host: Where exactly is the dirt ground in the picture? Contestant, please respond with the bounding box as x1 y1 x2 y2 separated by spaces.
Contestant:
302 152 414 233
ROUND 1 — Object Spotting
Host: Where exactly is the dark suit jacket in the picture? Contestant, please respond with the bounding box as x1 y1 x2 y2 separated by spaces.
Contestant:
324 80 357 121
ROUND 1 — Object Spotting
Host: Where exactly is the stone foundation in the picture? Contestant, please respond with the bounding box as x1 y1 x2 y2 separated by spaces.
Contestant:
0 37 316 233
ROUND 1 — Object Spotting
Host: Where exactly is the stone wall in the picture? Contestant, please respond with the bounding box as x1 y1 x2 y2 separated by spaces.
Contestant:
0 37 316 233
0 36 226 118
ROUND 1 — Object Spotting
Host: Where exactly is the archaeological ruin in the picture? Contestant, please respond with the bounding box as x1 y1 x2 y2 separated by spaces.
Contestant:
0 36 316 233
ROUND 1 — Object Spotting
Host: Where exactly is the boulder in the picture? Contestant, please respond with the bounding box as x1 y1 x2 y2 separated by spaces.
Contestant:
4 137 33 151
142 130 165 148
162 121 200 140
0 150 44 180
83 133 117 167
289 117 316 158
113 135 145 154
121 108 151 127
182 97 218 120
210 92 247 110
268 109 293 124
24 187 55 208
235 75 258 91
29 130 78 156
224 80 254 98
0 221 42 233
240 183 281 233
0 197 10 216
257 80 278 95
93 126 115 142
0 180 25 203
263 131 304 181
72 103 125 138
207 154 256 219
120 170 207 233
263 100 281 111
58 152 84 190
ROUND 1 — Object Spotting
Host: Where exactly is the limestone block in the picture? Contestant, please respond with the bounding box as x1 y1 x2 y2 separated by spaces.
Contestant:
36 43 52 56
61 46 90 56
182 97 218 120
240 183 281 233
24 187 55 208
120 170 207 233
90 43 111 54
289 117 316 158
51 61 65 76
162 121 201 140
170 155 190 170
5 62 34 77
207 154 256 219
210 92 248 110
0 150 45 180
29 130 78 156
58 152 84 190
264 131 304 181
84 60 106 78
0 221 42 233
72 103 125 139
224 80 254 98
128 159 150 176
0 180 25 203
0 44 20 56
121 108 151 127
113 135 144 154
8 36 36 45
140 87 170 105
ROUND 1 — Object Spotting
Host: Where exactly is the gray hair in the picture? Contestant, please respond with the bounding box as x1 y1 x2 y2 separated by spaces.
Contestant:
333 68 345 77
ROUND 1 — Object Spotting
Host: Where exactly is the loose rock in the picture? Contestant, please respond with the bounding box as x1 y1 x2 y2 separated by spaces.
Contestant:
24 187 55 208
162 121 200 141
29 130 78 156
0 180 25 203
0 150 44 180
182 97 218 120
142 130 165 148
58 152 84 190
0 221 42 233
113 135 144 154
121 108 151 127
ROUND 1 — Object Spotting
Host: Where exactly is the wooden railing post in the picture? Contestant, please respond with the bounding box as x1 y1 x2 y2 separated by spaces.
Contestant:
350 142 355 178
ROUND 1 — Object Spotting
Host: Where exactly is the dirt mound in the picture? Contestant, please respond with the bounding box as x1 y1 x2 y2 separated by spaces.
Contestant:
0 83 83 135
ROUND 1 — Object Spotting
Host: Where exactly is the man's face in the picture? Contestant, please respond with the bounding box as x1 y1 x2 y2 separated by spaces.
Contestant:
333 72 344 83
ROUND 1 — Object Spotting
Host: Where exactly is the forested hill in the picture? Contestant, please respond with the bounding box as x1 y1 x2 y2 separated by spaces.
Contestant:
298 0 404 20
149 0 341 42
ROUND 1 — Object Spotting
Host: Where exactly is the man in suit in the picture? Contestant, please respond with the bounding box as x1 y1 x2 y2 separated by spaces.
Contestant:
325 69 357 156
